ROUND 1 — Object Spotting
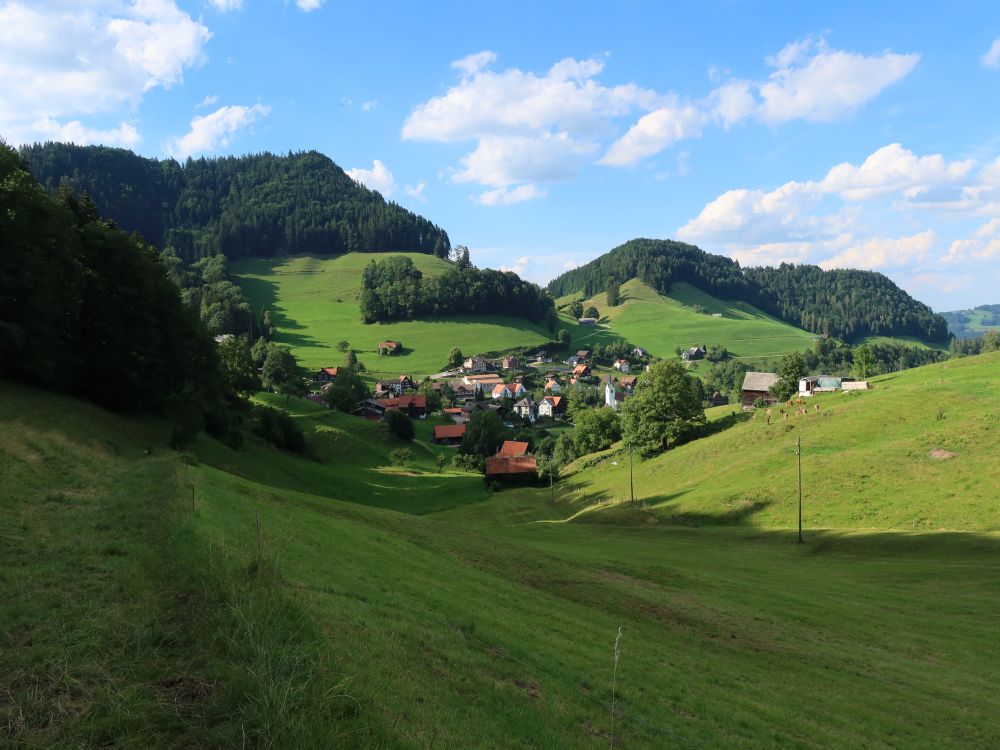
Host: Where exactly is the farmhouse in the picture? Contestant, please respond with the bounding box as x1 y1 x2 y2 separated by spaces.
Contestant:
512 396 536 421
682 346 707 361
434 423 466 445
544 378 562 393
577 317 597 326
572 364 591 378
374 379 402 397
463 355 490 372
443 407 466 423
632 347 647 357
709 390 728 406
613 359 630 373
378 394 427 419
538 395 565 418
377 341 401 355
484 455 538 485
741 371 779 409
352 399 387 420
617 375 637 393
575 349 592 361
498 440 529 457
501 356 521 370
492 382 527 400
534 351 551 363
314 367 340 383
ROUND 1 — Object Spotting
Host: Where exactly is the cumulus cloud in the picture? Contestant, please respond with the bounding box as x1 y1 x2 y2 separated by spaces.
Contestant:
295 0 325 11
209 0 243 11
31 117 142 147
166 104 270 159
346 159 396 196
0 0 210 144
403 181 426 201
454 132 597 186
499 256 531 274
943 218 1000 263
819 143 973 200
983 38 1000 69
452 50 497 77
197 94 219 108
475 184 546 206
600 103 705 167
819 230 936 270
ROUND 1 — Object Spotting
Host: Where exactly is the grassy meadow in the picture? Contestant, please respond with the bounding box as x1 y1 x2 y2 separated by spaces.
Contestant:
4 352 1000 747
231 253 558 378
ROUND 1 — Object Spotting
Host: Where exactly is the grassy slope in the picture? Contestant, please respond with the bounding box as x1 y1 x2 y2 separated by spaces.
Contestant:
573 279 817 366
449 352 1000 533
231 254 556 378
5 354 1000 747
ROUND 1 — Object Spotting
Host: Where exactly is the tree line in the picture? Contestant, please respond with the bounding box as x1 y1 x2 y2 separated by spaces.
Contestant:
19 143 451 263
547 238 949 343
359 255 556 325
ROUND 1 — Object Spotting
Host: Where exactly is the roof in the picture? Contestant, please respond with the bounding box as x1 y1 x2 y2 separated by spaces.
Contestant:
498 440 529 457
377 394 427 410
513 397 534 408
619 375 637 385
543 395 564 407
320 367 340 377
484 455 538 476
572 364 589 375
576 349 591 358
434 424 466 439
577 317 597 323
741 372 778 392
378 341 400 348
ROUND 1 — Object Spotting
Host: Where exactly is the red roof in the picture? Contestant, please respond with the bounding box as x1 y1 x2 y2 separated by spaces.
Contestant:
319 367 340 377
498 440 529 457
485 455 538 476
434 423 466 439
572 364 589 375
378 394 427 410
443 407 464 414
543 395 564 408
379 341 400 349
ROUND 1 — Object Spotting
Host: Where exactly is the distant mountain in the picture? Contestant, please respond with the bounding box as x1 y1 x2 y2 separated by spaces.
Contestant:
548 238 949 344
18 143 451 263
941 304 1000 338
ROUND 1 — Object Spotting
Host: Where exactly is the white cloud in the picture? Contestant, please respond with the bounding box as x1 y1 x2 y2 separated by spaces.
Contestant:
31 117 142 147
943 218 1000 263
361 100 377 111
500 256 531 275
346 159 396 196
403 181 426 201
475 184 546 206
600 102 704 166
209 0 243 11
819 230 936 270
166 103 270 159
710 80 757 128
454 132 597 186
819 143 973 200
452 50 497 77
0 0 210 145
983 38 1000 69
295 0 325 11
196 94 219 108
757 38 919 123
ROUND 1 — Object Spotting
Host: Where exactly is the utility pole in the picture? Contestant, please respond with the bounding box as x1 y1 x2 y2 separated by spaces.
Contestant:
796 436 803 543
628 443 634 504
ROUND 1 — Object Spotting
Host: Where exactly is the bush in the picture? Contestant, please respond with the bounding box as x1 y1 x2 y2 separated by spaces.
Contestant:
251 405 309 454
388 447 413 465
383 409 415 440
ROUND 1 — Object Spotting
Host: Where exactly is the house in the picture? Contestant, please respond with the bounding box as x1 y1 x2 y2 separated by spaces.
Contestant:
617 375 637 393
741 372 779 409
464 373 503 387
534 351 551 363
314 367 340 384
491 382 527 400
434 423 466 445
572 364 591 378
378 393 427 419
443 407 466 423
498 440 530 457
374 379 399 397
577 317 597 326
501 355 521 370
544 378 562 394
604 376 626 411
632 347 647 358
352 399 388 420
575 349 592 362
377 341 401 355
709 390 728 406
681 346 707 361
538 395 566 419
613 359 630 373
449 383 478 402
484 455 538 484
565 355 581 366
463 355 489 372
512 396 536 421
397 374 415 392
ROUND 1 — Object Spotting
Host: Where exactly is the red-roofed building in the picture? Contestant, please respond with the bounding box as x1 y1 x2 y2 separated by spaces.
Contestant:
434 423 466 445
314 367 340 383
538 395 565 419
572 364 591 377
378 341 401 355
484 455 538 484
497 440 529 457
377 393 427 418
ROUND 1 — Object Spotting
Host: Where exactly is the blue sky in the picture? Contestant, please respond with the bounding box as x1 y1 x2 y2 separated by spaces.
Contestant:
2 1 999 311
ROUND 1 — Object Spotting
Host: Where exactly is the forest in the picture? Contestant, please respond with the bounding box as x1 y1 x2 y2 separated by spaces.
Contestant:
547 238 949 343
18 143 451 263
359 255 556 325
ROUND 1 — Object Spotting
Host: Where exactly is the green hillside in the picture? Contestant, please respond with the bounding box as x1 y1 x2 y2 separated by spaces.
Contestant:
942 304 1000 339
4 354 1000 747
231 253 559 377
574 278 816 366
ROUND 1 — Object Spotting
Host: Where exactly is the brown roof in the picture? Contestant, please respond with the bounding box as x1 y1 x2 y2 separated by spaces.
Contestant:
543 395 564 407
485 455 538 476
498 440 529 457
742 372 778 392
434 423 466 439
572 364 589 375
378 394 427 410
378 341 400 349
320 367 340 377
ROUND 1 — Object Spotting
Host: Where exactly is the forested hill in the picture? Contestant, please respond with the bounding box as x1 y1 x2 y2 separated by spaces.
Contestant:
548 238 948 344
18 143 451 262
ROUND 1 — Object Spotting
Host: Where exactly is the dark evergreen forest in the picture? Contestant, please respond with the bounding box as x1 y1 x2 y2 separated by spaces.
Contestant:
548 238 948 343
19 143 451 263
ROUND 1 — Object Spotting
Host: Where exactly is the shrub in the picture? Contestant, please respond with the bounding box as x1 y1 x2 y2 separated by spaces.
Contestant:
389 447 413 466
383 409 415 440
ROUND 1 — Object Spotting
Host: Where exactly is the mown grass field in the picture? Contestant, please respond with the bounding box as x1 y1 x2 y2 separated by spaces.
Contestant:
231 253 558 378
4 352 1000 747
570 279 817 367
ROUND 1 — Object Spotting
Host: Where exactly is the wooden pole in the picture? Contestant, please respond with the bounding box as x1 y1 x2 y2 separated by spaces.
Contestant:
797 436 803 543
628 444 634 504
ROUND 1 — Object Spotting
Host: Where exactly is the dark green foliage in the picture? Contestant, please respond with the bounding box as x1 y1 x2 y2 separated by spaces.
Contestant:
951 331 1000 356
447 346 464 368
19 143 450 262
802 336 945 376
261 345 297 390
0 143 222 415
851 345 877 380
322 368 370 413
460 409 506 458
706 344 729 362
606 276 621 307
384 409 415 441
558 329 571 346
251 405 308 454
547 238 948 343
217 336 260 400
359 255 554 324
705 360 751 401
620 360 706 457
584 305 599 319
772 352 807 401
554 406 621 463
569 301 584 319
389 447 414 465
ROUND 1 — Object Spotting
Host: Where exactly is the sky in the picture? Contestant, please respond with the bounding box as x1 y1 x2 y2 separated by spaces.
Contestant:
2 1 999 312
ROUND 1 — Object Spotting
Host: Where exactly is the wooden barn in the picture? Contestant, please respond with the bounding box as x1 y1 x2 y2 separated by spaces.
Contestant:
741 371 779 409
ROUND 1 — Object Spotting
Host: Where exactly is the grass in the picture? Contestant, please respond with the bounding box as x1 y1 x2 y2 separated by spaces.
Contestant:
856 334 945 350
4 352 1000 747
231 253 558 378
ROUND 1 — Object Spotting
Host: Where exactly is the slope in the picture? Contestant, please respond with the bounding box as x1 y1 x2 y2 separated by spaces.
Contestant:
232 253 557 377
942 304 1000 339
574 278 816 366
4 379 1000 748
